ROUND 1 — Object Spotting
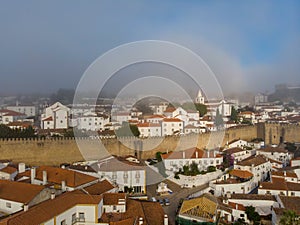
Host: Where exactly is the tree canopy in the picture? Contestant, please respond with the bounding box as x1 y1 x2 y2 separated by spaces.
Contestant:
0 125 36 139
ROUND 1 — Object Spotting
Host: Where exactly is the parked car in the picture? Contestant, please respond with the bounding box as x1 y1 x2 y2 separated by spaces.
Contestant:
159 199 164 205
164 198 170 206
151 197 157 202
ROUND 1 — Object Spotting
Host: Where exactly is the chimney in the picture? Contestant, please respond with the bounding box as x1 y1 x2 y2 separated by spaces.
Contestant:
235 203 238 210
284 171 286 176
51 192 55 199
18 163 25 173
61 180 66 192
30 167 36 184
42 171 47 185
24 204 28 212
182 151 185 159
213 151 216 158
164 214 168 225
139 217 143 225
196 151 198 158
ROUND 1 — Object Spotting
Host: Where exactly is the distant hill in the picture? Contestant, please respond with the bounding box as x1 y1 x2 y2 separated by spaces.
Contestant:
269 84 300 102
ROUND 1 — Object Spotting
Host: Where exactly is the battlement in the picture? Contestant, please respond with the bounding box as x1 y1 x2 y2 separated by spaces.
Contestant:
0 123 298 166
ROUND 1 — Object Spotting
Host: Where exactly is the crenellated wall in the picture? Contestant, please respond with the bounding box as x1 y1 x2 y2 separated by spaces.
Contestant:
0 123 298 166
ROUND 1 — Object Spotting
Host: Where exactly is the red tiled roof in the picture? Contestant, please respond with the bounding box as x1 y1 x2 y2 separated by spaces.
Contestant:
103 193 126 205
258 147 288 153
223 147 244 154
0 191 102 225
228 201 246 211
0 166 17 174
163 107 176 113
260 177 288 191
0 180 45 204
162 118 182 122
20 166 98 188
137 122 160 128
272 171 298 178
42 116 53 121
229 169 253 179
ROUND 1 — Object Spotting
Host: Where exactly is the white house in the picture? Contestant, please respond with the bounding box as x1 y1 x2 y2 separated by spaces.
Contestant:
93 156 146 194
0 180 50 215
256 147 292 167
234 155 272 185
76 113 109 131
162 147 223 172
0 109 27 125
0 166 18 181
111 112 131 124
210 169 255 196
18 166 99 191
225 194 279 217
0 191 168 225
226 139 248 149
205 100 232 117
223 147 253 164
161 118 183 136
272 171 299 183
6 105 36 117
258 176 300 197
145 114 165 123
41 102 70 129
137 122 161 137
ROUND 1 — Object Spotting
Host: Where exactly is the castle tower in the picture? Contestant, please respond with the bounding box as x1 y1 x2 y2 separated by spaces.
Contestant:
195 89 205 104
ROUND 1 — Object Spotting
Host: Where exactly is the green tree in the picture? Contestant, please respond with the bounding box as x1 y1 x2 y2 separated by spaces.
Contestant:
207 166 216 173
245 206 260 225
214 109 224 128
189 162 200 176
279 210 299 225
115 122 140 137
181 102 207 117
230 106 238 122
195 103 207 117
156 152 163 162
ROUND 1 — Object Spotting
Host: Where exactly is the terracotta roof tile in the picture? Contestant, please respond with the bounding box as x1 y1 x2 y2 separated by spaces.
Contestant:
0 166 17 174
100 199 165 225
79 180 115 195
20 166 98 188
103 193 126 205
272 171 298 178
229 169 253 179
259 177 288 191
258 146 288 153
236 155 269 167
162 118 182 122
0 180 45 203
0 191 102 225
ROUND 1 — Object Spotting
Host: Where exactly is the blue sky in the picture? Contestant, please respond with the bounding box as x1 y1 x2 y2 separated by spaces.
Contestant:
0 0 299 94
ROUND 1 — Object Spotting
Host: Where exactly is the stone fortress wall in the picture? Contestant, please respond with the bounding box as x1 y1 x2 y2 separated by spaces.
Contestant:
0 123 299 166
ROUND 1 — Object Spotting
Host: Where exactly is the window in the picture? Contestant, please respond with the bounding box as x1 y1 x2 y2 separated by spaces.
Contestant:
72 213 76 223
6 202 11 208
113 205 117 210
79 212 85 221
61 220 66 225
240 214 244 217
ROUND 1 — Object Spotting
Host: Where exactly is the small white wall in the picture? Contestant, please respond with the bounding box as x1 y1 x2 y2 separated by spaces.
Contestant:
0 199 23 214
